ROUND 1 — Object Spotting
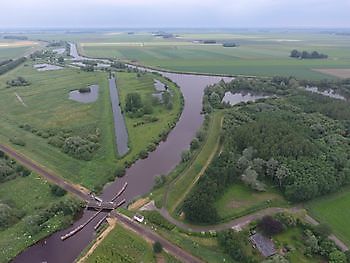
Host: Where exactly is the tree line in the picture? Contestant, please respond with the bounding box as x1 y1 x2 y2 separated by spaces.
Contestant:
290 49 328 59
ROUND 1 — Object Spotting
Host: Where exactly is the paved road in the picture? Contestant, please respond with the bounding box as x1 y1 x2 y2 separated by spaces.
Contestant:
0 144 90 201
112 212 204 263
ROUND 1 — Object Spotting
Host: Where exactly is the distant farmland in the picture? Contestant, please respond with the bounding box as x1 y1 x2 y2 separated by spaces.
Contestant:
79 32 350 79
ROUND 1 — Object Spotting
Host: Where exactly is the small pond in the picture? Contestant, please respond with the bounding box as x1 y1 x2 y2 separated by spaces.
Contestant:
69 85 99 103
304 86 346 100
34 64 63 71
222 91 269 105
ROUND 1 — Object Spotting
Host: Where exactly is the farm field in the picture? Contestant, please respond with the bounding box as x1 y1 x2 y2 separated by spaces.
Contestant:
75 31 350 79
0 59 181 192
0 172 81 262
0 39 41 60
308 188 350 246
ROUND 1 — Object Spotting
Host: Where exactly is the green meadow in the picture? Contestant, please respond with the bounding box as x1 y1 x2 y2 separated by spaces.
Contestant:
308 188 350 246
0 60 181 192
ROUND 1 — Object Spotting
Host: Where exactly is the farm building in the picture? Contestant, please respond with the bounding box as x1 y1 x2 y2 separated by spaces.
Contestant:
249 233 276 258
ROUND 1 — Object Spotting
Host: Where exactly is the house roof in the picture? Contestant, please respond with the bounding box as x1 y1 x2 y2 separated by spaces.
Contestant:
250 233 276 257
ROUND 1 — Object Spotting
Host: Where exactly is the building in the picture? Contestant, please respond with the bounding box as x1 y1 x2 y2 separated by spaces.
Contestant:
249 233 276 258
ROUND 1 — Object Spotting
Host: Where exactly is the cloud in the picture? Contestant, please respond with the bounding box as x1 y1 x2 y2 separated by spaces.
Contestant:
1 0 349 27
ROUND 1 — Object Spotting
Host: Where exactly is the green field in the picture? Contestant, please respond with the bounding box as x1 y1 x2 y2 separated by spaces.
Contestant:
84 223 156 262
0 59 181 191
308 188 350 245
75 31 350 79
0 173 80 262
117 71 182 158
215 183 287 221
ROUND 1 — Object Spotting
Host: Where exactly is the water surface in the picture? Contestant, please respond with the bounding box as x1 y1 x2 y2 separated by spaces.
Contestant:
68 85 99 103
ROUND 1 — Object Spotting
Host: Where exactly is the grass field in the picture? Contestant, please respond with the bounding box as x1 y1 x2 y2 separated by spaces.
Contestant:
215 183 287 221
307 188 350 246
0 60 181 192
76 31 350 79
0 40 40 60
165 111 223 213
117 71 182 159
84 223 156 262
0 173 78 262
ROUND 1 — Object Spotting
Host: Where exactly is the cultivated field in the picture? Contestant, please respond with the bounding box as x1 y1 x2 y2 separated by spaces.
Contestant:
0 40 40 60
74 31 350 79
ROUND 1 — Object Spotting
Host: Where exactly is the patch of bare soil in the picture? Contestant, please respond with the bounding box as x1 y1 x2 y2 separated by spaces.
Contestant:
313 68 350 78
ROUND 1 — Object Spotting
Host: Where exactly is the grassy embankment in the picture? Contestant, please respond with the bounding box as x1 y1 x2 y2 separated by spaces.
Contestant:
79 32 350 79
0 61 181 192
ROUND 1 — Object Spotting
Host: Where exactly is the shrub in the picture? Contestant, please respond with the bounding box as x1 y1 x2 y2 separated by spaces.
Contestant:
115 166 126 178
257 216 284 237
153 241 163 254
143 211 175 230
50 185 67 197
9 137 26 146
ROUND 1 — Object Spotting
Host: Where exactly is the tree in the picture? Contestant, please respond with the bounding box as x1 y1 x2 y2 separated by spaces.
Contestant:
275 165 289 188
125 93 143 113
257 216 284 236
329 251 347 263
153 241 163 253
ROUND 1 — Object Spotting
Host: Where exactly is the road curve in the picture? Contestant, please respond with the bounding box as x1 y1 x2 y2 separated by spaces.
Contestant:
0 144 90 201
112 212 204 263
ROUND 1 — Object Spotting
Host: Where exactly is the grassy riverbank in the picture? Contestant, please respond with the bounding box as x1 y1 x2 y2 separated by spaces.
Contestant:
165 111 223 213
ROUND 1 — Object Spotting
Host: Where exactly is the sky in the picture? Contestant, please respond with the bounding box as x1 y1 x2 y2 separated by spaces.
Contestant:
2 0 350 28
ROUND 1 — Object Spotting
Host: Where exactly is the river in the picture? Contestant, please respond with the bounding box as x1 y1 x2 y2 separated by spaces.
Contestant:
13 45 233 263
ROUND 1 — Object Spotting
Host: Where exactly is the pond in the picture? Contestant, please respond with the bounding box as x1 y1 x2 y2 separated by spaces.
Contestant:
68 85 99 103
222 91 270 105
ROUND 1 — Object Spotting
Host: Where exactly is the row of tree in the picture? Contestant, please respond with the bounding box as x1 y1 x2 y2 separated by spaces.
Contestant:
0 57 26 75
290 49 328 59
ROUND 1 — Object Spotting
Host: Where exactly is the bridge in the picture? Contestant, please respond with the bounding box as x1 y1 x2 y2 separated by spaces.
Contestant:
87 199 126 211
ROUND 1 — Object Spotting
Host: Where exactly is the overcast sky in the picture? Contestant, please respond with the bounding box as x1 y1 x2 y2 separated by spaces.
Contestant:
2 0 349 28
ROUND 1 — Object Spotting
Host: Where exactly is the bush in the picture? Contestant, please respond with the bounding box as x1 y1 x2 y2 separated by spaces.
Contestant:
9 137 26 146
50 185 67 197
114 166 126 178
257 216 284 237
153 241 163 254
144 211 175 230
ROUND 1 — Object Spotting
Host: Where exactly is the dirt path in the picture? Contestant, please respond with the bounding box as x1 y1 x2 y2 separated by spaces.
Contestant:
0 144 90 201
77 217 117 263
165 114 224 213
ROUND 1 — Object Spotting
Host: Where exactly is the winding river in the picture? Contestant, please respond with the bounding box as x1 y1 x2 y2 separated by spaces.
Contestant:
13 45 232 263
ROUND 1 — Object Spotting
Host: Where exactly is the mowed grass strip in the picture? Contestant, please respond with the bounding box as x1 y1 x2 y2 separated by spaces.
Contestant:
307 188 350 245
165 111 223 213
